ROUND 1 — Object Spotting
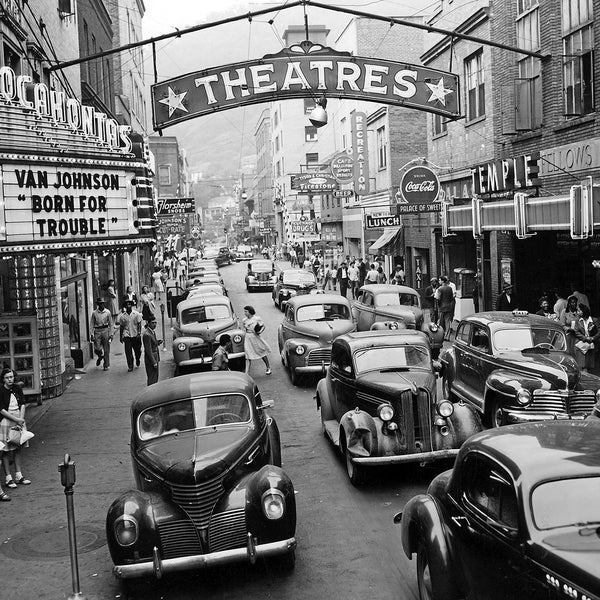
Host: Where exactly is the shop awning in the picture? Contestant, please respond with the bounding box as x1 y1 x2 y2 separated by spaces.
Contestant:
369 227 402 254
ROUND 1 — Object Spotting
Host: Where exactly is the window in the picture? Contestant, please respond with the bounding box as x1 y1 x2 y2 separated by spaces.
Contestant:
433 114 447 136
304 98 315 115
471 325 490 352
377 126 387 169
465 51 485 121
158 165 171 185
457 322 471 344
275 135 280 153
306 152 319 165
562 18 594 116
305 126 317 142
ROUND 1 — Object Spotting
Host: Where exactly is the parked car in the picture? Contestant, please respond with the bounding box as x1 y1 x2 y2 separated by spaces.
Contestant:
353 284 444 357
106 372 297 587
245 259 277 292
172 296 245 372
278 294 355 385
187 283 227 299
184 273 223 289
315 331 482 485
440 310 600 428
397 420 600 600
272 269 321 310
235 244 254 261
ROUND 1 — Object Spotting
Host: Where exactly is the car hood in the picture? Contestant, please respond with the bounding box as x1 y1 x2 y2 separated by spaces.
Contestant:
291 320 355 342
281 282 316 290
357 370 435 394
177 321 237 341
372 305 420 324
499 350 580 389
136 426 255 484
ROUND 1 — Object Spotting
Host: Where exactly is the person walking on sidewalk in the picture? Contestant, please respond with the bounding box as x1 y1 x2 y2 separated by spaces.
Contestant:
118 300 143 372
142 316 161 386
0 368 31 492
90 298 113 370
242 306 272 375
336 262 349 298
436 276 456 341
211 334 231 371
107 279 120 321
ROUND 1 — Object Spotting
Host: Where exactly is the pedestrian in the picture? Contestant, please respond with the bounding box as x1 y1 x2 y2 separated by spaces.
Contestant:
390 264 405 284
323 263 332 290
107 279 120 320
573 304 600 373
163 254 172 279
212 334 231 371
118 300 143 372
377 266 387 284
336 261 349 298
312 254 321 279
496 283 518 311
142 316 161 385
536 297 557 320
472 274 480 313
357 258 367 288
436 276 456 340
122 285 138 309
348 261 359 299
331 262 338 290
553 289 567 318
172 255 180 281
365 263 379 284
90 297 113 370
142 290 156 323
242 305 272 375
424 277 439 324
290 247 297 267
569 283 590 311
560 295 581 356
0 368 32 492
152 266 165 307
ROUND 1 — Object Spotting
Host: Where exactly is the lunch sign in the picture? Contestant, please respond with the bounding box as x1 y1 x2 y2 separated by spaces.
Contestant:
151 42 460 129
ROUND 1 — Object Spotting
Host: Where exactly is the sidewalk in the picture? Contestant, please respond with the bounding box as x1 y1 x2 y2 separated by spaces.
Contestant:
0 320 175 599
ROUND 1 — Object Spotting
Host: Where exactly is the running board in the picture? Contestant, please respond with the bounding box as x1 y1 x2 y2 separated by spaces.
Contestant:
323 420 340 446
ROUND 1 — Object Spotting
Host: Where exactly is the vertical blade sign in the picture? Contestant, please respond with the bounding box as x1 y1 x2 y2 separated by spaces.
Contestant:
352 112 370 196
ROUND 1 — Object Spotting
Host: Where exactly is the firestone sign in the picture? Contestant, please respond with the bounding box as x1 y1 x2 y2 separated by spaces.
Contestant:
398 166 442 214
291 173 338 192
151 42 460 129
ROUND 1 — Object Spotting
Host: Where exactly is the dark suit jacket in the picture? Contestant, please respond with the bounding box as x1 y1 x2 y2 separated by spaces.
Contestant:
496 292 518 311
437 284 455 312
142 327 160 365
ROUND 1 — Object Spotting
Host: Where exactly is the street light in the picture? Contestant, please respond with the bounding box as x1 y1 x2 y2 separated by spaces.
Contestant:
309 95 328 128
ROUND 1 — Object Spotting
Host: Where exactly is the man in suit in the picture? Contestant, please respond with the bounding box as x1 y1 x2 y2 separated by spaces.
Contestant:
496 283 518 311
142 316 161 386
435 276 456 340
336 261 349 298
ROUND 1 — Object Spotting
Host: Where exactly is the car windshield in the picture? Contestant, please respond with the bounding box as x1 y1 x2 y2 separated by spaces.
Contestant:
138 394 253 440
493 328 567 351
532 477 600 530
375 292 419 307
283 271 316 285
181 304 231 324
250 261 272 272
354 345 430 374
296 303 351 322
188 287 223 298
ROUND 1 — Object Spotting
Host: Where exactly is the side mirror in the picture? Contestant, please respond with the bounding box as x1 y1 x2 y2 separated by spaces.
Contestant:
258 400 274 410
432 360 443 374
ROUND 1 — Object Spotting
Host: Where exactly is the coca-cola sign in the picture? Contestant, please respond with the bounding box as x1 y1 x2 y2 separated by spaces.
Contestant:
400 166 440 204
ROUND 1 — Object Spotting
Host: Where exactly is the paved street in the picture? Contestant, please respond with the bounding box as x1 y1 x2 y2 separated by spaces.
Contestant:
0 261 442 599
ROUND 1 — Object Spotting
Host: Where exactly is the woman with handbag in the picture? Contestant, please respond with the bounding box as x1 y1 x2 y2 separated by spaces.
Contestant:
0 368 32 492
242 305 272 375
573 304 600 373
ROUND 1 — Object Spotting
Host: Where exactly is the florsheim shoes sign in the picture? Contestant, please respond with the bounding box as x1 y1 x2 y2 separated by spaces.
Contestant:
151 41 460 129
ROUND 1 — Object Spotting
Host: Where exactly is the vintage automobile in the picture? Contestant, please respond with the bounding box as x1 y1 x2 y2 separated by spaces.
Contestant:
397 420 600 600
278 294 355 385
184 273 224 289
235 244 254 261
173 296 245 372
440 310 600 428
187 283 227 299
315 331 482 485
245 259 277 292
106 372 297 586
272 269 321 311
203 246 231 268
353 284 444 357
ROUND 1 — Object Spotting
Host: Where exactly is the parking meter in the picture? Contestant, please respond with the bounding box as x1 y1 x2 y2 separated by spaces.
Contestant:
59 453 76 488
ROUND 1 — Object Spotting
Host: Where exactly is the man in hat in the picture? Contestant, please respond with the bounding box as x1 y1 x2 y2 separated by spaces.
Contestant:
90 297 114 370
496 283 518 311
118 299 143 372
142 316 162 386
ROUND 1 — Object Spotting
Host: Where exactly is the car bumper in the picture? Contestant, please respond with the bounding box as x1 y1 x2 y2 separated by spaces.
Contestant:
177 351 245 367
505 411 588 424
113 535 297 579
295 364 329 374
353 448 459 466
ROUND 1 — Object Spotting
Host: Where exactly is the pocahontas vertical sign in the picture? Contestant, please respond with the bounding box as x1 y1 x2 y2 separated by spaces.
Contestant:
151 42 460 129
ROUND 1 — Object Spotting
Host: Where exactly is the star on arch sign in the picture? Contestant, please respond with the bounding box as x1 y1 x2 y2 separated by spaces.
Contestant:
425 77 454 106
158 87 189 117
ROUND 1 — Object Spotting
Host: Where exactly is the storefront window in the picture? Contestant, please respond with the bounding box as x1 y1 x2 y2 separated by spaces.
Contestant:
61 279 87 356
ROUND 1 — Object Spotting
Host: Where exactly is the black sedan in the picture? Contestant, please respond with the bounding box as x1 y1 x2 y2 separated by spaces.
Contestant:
272 268 320 310
397 420 600 600
106 372 297 587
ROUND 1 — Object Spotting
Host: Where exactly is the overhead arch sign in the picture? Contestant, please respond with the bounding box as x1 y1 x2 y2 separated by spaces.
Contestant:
151 42 460 130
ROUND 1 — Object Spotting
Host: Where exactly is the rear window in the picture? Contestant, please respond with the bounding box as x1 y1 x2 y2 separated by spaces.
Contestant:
283 271 316 285
181 304 231 324
375 292 419 307
296 303 351 322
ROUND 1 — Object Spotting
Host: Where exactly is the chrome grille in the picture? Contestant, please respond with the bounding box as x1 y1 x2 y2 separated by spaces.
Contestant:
157 520 201 559
529 396 566 412
531 391 596 416
399 389 433 453
189 343 215 360
307 348 331 366
208 507 247 552
568 395 595 415
256 272 270 282
170 476 225 530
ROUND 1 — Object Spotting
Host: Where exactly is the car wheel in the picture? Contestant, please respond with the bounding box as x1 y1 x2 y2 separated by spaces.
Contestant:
417 540 444 600
488 398 505 428
343 437 367 486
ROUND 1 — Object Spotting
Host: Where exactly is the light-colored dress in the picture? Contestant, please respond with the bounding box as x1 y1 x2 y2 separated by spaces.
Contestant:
243 315 271 360
107 285 119 317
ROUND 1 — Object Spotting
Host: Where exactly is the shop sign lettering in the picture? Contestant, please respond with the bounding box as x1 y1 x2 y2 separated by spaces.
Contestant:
471 153 540 195
290 173 338 192
291 220 316 234
352 112 370 195
331 152 354 183
157 197 195 215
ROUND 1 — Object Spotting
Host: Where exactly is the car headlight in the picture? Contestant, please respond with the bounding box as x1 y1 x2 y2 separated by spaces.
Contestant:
295 345 306 355
377 403 394 421
437 400 454 417
248 276 256 282
595 389 600 402
262 489 285 520
289 290 297 296
233 334 242 344
114 516 138 546
177 342 187 352
516 388 531 406
281 289 290 296
428 322 439 332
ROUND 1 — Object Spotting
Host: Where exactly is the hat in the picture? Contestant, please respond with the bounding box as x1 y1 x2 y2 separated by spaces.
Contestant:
96 297 106 304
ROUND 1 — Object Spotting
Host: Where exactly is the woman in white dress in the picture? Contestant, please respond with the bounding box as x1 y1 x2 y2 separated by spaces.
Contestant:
242 305 271 375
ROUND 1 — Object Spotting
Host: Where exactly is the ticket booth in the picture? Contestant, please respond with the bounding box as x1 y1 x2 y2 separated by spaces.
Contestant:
454 268 476 320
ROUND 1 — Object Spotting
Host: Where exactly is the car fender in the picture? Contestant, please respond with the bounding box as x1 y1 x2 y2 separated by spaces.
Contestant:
399 494 460 598
486 369 547 397
447 401 484 446
339 409 378 458
283 338 320 367
439 346 457 380
420 322 445 350
316 376 334 419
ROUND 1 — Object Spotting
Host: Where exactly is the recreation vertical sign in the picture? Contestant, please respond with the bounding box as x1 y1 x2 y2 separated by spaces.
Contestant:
352 112 369 195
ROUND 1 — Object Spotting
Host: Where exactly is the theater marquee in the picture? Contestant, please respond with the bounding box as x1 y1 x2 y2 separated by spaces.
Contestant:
151 42 460 129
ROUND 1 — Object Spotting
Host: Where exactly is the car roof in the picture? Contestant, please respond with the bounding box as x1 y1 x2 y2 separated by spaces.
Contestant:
335 330 429 350
359 284 420 294
287 294 352 308
178 295 231 310
281 268 314 276
461 311 563 329
131 372 256 416
459 421 600 483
